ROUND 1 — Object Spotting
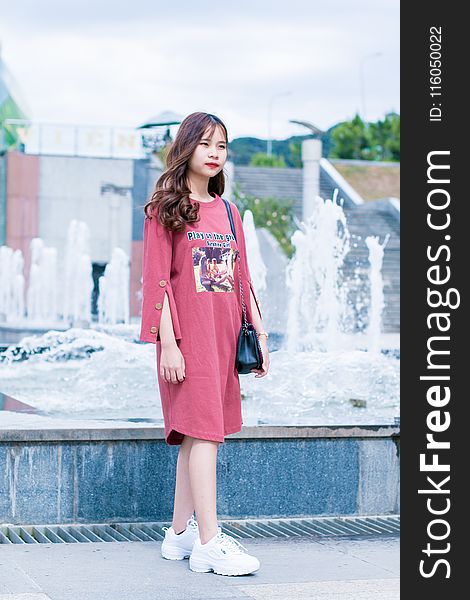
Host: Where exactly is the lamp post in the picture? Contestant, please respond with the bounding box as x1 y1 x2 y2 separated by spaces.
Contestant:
267 91 291 157
359 52 382 122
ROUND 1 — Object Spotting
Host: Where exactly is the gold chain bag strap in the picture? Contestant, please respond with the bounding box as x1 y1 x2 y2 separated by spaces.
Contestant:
221 198 263 374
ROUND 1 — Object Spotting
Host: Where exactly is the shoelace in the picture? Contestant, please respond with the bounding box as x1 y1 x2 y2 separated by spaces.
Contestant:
216 529 248 554
162 514 199 534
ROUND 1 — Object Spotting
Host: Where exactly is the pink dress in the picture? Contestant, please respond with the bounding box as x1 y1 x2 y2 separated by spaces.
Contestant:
139 193 262 445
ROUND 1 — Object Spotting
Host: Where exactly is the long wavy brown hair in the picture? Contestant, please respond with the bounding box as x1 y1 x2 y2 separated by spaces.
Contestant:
143 112 229 232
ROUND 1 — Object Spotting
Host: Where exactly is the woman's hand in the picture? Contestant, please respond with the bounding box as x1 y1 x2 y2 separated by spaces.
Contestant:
251 337 270 378
160 342 186 384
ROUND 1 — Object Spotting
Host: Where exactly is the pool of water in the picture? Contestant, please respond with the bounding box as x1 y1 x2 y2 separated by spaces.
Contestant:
0 327 399 426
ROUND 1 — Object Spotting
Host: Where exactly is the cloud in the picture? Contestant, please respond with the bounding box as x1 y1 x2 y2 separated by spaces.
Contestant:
0 1 399 138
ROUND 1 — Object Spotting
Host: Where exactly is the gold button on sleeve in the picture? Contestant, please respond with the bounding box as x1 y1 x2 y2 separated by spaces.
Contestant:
150 326 158 334
155 302 162 310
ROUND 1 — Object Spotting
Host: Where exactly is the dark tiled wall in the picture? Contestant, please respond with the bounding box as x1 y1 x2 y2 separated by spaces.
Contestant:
0 436 399 524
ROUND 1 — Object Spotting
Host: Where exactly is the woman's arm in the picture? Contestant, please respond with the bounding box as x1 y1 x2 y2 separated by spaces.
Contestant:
159 288 185 383
139 214 182 344
158 289 179 347
139 212 185 383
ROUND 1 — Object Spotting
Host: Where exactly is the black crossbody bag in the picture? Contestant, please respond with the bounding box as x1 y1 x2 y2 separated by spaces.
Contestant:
221 198 264 374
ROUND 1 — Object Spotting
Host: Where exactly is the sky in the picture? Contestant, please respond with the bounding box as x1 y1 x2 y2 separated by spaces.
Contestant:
0 0 399 141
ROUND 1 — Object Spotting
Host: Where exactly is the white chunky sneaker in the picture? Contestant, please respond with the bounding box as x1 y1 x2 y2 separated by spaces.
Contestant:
189 525 260 576
161 514 199 560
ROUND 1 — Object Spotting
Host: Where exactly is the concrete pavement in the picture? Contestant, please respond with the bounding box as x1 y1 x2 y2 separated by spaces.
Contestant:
0 534 399 600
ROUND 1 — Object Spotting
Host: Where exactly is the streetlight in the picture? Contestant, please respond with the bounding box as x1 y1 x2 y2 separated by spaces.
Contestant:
267 91 292 157
359 52 382 123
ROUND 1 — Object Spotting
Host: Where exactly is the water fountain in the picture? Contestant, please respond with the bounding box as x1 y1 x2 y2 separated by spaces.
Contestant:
0 190 398 426
0 245 25 323
27 238 59 323
62 220 94 327
97 248 130 325
365 234 390 354
241 208 267 296
239 190 398 426
285 191 352 353
0 191 400 525
0 220 131 345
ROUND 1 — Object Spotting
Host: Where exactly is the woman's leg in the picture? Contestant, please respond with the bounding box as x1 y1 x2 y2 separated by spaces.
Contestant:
171 434 196 533
188 437 220 544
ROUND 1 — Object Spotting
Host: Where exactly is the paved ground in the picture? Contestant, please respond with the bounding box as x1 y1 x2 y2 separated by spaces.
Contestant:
0 535 399 600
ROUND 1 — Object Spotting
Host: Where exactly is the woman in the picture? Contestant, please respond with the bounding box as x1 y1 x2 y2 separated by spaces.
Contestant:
140 112 269 576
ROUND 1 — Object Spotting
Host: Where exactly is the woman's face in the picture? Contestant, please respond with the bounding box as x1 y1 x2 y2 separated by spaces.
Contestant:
188 125 227 179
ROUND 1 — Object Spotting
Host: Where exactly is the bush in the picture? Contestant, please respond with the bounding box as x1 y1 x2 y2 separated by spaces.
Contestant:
232 184 296 258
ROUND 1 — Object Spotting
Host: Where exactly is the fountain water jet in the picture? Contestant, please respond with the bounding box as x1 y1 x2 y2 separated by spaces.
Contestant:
0 194 399 425
27 239 59 323
285 190 353 353
0 246 25 323
365 234 390 353
98 247 130 325
62 220 93 326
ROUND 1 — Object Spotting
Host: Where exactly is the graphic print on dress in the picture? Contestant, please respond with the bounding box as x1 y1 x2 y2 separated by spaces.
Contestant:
192 246 238 293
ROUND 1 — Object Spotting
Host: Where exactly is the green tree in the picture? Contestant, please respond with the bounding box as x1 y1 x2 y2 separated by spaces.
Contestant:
233 184 296 257
329 113 369 160
250 152 287 167
288 140 302 167
329 112 400 161
368 112 400 161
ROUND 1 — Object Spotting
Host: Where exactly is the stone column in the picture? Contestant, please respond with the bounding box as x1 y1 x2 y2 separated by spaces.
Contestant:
301 138 322 221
